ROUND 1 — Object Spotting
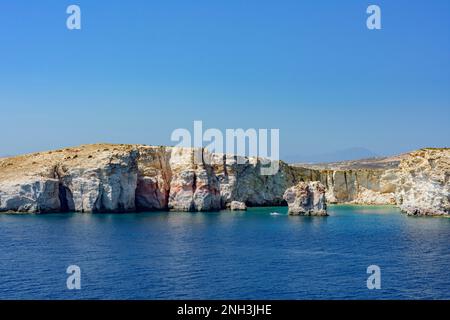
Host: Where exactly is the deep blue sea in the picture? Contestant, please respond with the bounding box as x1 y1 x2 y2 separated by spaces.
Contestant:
1 205 449 300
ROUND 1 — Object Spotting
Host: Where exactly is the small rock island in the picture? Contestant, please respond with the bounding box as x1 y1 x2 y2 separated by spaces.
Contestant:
283 182 328 216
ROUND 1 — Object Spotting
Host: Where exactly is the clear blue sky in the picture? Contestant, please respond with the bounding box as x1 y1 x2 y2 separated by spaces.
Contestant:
0 0 449 159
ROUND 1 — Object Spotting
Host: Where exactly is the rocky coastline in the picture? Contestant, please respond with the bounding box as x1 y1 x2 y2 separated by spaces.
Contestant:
0 144 448 216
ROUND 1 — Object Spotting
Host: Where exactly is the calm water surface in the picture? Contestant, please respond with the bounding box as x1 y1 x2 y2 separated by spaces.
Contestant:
1 206 449 299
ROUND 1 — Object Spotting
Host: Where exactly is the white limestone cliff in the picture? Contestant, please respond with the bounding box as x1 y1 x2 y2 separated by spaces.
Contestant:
316 169 398 205
0 144 448 215
395 149 449 216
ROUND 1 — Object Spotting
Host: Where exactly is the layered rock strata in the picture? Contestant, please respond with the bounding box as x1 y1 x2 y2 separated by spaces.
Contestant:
0 144 295 213
315 169 398 205
0 145 448 215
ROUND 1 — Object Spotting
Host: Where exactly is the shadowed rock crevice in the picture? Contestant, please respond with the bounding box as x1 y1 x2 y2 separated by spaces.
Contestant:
58 184 74 212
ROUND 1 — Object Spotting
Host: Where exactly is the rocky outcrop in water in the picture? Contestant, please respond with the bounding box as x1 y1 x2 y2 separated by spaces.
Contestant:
283 182 327 216
294 149 449 216
229 201 247 211
0 144 448 215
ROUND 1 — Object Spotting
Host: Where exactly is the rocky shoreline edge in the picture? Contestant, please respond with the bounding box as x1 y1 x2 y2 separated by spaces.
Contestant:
0 144 448 216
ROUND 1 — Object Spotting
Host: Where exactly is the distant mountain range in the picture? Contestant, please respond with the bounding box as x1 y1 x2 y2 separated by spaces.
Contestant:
283 147 380 164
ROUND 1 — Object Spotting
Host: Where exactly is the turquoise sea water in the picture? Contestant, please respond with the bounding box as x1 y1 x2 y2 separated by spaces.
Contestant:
0 205 449 300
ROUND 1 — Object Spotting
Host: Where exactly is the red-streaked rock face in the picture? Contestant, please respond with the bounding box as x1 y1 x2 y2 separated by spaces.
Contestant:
135 146 172 211
0 143 290 213
0 144 448 215
166 147 221 211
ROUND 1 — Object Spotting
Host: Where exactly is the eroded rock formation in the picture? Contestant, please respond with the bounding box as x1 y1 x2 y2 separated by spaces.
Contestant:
395 149 449 216
167 147 221 212
0 144 294 213
315 169 398 205
230 201 247 211
0 144 448 215
283 182 327 216
0 145 139 213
